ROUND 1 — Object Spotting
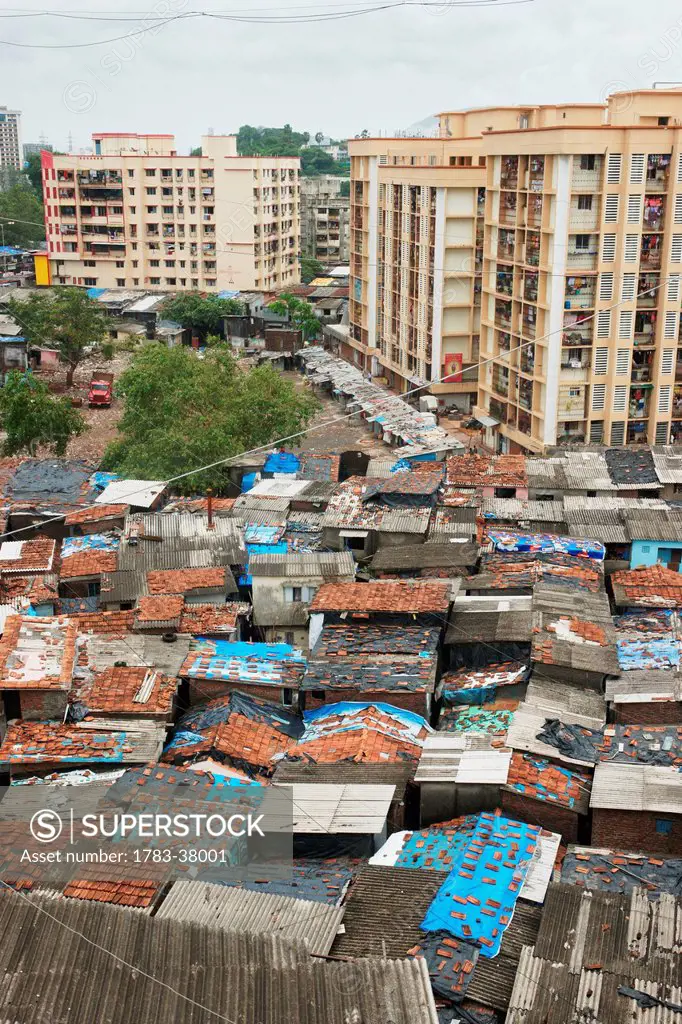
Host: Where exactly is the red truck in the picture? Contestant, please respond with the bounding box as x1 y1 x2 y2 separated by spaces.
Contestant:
88 371 114 407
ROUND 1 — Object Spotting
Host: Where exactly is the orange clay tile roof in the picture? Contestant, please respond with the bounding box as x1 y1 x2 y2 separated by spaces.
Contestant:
546 616 608 645
166 497 236 514
213 713 289 771
78 665 177 715
446 454 527 488
0 537 56 574
64 504 128 526
69 610 135 635
63 878 159 908
506 751 592 810
0 722 130 763
135 595 185 624
308 581 450 614
178 602 241 634
60 550 117 579
0 573 58 603
611 564 682 604
287 729 422 764
146 568 226 595
0 614 77 689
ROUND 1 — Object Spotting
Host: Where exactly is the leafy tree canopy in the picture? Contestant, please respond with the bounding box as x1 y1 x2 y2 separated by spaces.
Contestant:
237 124 308 158
0 183 45 247
300 255 325 284
0 371 85 456
101 345 319 491
161 292 245 339
300 149 346 177
7 287 109 385
268 293 320 341
338 179 350 198
24 153 43 195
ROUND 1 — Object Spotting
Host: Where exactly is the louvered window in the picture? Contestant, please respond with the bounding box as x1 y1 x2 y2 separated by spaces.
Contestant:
599 272 613 301
604 194 619 222
618 310 633 338
662 348 675 374
613 385 627 412
596 310 611 337
591 383 606 411
629 153 645 184
610 421 625 444
616 348 630 375
593 347 609 374
589 421 604 443
658 385 672 414
672 234 682 263
627 194 643 223
622 273 636 301
664 310 677 338
668 275 680 301
656 422 669 443
624 234 639 262
606 153 622 184
601 234 616 261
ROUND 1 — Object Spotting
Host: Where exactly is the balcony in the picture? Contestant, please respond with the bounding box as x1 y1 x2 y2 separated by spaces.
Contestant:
645 155 671 192
557 388 587 420
523 273 539 303
571 155 602 191
643 195 665 231
497 331 512 354
629 386 652 419
78 171 122 186
567 237 598 270
637 273 660 307
518 378 533 411
518 410 532 434
568 198 599 232
496 271 513 297
500 193 517 226
565 276 595 310
674 385 682 418
640 235 662 269
520 346 535 375
495 300 512 331
563 313 592 346
500 157 519 190
489 398 508 423
560 355 590 380
521 308 537 339
634 310 657 345
525 194 543 227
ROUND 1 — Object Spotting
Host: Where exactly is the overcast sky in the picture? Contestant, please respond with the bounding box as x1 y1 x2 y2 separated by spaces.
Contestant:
2 0 681 154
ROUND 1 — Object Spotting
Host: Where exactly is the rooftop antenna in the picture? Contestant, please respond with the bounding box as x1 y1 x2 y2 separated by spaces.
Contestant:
67 131 74 153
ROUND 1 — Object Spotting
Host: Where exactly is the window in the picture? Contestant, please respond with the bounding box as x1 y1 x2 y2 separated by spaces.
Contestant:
115 260 124 268
580 155 596 171
145 169 156 177
659 116 670 126
129 206 136 214
82 277 97 286
575 234 590 250
282 688 294 707
128 188 135 196
149 276 160 284
132 260 138 268
311 690 325 701
128 169 134 178
150 259 160 267
116 278 125 287
577 195 592 210
586 490 597 498
284 632 295 646
569 387 581 397
83 260 96 267
656 819 673 835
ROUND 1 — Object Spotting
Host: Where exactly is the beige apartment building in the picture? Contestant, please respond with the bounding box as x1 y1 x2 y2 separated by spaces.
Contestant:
348 110 535 411
41 133 300 293
477 90 682 453
300 176 350 264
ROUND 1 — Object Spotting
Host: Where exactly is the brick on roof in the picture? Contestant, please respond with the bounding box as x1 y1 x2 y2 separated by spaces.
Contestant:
506 751 591 811
78 665 177 715
64 504 128 526
63 879 158 909
0 615 76 689
446 454 527 488
0 537 55 574
0 573 58 603
60 550 117 579
0 722 128 763
146 568 226 595
287 729 421 764
70 609 135 635
213 713 289 772
178 602 241 634
135 595 184 624
309 581 450 614
611 564 682 604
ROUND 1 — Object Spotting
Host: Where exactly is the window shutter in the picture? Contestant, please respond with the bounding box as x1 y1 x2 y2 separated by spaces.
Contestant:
678 152 682 183
624 234 639 262
662 348 675 374
672 234 682 263
606 153 622 184
629 153 645 184
610 421 625 445
627 194 643 223
604 194 619 222
664 310 677 338
675 196 682 223
284 586 294 602
616 348 630 375
593 347 608 374
591 383 606 411
622 274 636 301
599 272 614 301
596 310 611 337
658 385 672 414
589 421 604 443
613 385 628 412
668 275 680 302
656 422 669 444
601 233 616 261
618 310 633 338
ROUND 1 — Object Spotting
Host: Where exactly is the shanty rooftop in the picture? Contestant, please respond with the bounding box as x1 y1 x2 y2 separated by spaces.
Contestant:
0 614 77 690
370 541 478 572
446 453 527 488
612 564 682 607
590 760 682 812
0 721 163 765
531 584 619 674
76 665 177 717
0 537 56 574
321 479 432 534
309 581 450 614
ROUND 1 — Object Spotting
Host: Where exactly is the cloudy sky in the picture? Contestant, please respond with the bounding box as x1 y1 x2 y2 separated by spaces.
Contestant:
2 0 681 154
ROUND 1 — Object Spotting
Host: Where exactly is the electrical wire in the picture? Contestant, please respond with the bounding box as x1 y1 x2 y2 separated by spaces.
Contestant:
1 271 677 544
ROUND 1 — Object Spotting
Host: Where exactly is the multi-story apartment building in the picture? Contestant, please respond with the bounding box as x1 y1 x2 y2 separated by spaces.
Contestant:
300 176 350 264
41 133 300 293
0 107 22 188
348 111 527 411
477 90 682 452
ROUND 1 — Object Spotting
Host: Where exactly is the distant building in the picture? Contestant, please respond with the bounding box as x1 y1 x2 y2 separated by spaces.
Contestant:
300 176 350 264
0 107 21 191
23 141 51 159
42 132 301 293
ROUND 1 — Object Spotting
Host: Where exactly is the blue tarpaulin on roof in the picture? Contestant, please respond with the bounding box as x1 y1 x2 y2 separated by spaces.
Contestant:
61 533 119 558
218 290 240 299
264 452 300 475
240 539 288 584
488 529 605 561
0 246 23 256
0 336 24 343
420 812 541 958
90 471 120 492
241 472 258 492
86 287 106 299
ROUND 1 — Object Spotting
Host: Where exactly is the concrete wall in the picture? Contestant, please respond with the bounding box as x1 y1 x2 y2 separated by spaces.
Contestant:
630 539 682 569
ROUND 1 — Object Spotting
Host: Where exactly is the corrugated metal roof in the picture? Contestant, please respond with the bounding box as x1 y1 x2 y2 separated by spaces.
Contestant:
605 669 682 703
623 508 682 541
273 782 396 833
525 675 606 721
0 890 438 1024
506 703 604 766
590 762 682 812
233 493 291 513
466 900 543 1011
156 882 344 955
100 569 148 603
652 446 682 484
96 479 166 508
414 734 512 783
447 607 532 643
249 551 355 578
482 498 565 522
272 760 415 792
371 541 478 571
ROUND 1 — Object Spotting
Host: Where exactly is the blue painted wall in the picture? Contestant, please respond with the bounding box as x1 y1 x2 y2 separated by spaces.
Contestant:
630 539 682 569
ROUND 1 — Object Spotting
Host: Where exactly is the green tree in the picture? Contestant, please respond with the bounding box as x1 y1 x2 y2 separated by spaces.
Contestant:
7 287 109 386
190 146 203 156
0 371 85 456
300 149 346 176
161 292 245 339
102 345 318 491
300 255 325 283
339 179 350 198
24 153 44 195
314 132 324 145
268 293 320 341
236 125 308 157
0 183 45 247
